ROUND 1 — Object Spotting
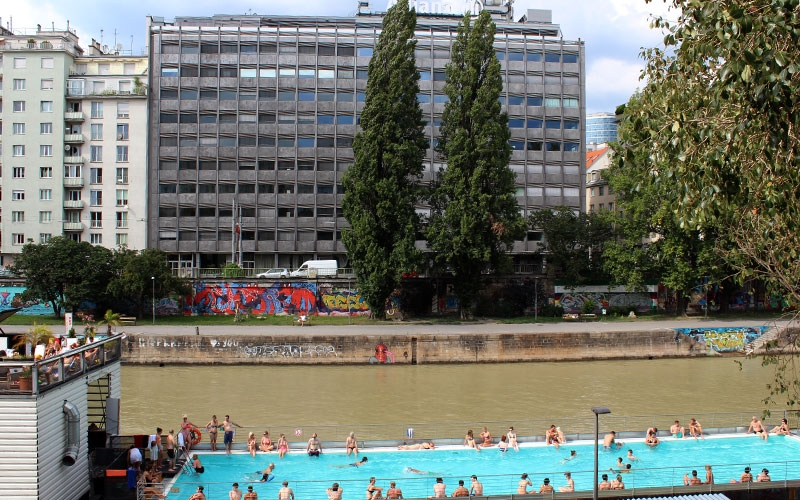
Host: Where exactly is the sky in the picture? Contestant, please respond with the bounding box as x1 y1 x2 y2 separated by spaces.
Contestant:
2 0 676 114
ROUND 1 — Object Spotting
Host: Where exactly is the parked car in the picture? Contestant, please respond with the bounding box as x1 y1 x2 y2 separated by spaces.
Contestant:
256 268 290 278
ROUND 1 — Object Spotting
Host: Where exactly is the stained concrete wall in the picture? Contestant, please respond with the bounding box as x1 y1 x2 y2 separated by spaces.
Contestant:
122 329 706 365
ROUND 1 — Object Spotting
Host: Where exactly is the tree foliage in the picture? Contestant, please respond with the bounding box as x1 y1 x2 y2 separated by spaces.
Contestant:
106 248 190 318
426 10 526 318
341 0 427 319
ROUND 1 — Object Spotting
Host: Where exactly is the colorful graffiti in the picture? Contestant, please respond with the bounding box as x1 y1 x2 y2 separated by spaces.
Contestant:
188 281 372 316
0 286 53 315
370 342 395 364
555 286 657 314
674 326 768 353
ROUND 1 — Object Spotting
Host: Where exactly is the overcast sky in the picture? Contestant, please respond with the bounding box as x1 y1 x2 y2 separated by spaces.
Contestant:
2 0 676 114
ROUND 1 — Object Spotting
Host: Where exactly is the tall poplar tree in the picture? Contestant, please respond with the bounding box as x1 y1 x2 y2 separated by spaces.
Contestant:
341 0 427 319
426 10 525 319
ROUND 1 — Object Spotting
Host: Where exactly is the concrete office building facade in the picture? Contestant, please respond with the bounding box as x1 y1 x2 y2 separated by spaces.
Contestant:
146 0 585 274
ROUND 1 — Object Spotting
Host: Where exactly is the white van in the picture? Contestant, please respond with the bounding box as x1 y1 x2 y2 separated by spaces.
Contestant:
290 260 339 278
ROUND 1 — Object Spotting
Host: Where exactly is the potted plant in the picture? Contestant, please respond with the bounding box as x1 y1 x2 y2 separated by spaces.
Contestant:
17 366 34 391
13 323 55 356
102 309 121 335
27 38 35 48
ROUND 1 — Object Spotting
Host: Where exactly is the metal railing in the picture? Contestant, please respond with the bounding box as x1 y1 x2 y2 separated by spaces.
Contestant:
0 334 122 395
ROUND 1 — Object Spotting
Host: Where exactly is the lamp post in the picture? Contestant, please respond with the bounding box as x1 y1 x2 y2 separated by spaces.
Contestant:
151 276 156 325
592 406 611 500
534 277 538 322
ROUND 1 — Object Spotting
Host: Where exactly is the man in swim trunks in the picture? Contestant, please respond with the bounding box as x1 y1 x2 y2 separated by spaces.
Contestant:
386 481 403 499
192 454 205 473
166 430 176 470
434 477 447 498
670 420 685 438
626 449 639 461
244 485 258 500
222 414 243 455
469 476 483 496
279 481 295 500
327 483 344 500
307 432 323 457
689 418 704 439
545 425 558 445
598 474 611 491
683 470 702 485
603 431 622 449
538 478 554 494
230 483 242 500
346 432 359 457
259 462 275 482
452 480 469 497
747 416 768 441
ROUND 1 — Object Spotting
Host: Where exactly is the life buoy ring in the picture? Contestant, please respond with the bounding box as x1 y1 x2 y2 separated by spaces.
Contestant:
190 426 202 445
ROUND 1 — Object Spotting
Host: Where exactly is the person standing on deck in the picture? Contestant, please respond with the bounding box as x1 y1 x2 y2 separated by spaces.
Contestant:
222 414 243 455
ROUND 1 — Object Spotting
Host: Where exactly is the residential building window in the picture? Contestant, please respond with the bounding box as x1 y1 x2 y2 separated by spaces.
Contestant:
90 145 103 162
116 189 128 206
41 78 54 90
41 57 54 69
40 122 53 134
75 63 87 74
13 101 26 112
119 81 132 94
92 81 105 94
91 123 103 140
13 78 26 90
67 190 82 201
39 211 52 223
599 186 605 196
12 123 25 134
116 212 128 228
65 165 82 178
40 189 52 200
12 234 25 246
40 167 52 178
116 146 129 162
40 145 53 157
12 190 25 201
116 167 129 184
13 57 26 69
123 63 135 75
90 168 103 184
40 233 52 243
12 211 25 223
13 167 25 178
12 145 25 156
116 233 128 246
90 212 102 228
90 190 103 206
117 102 130 118
90 101 103 118
90 234 103 244
40 101 53 112
117 124 129 140
98 63 110 75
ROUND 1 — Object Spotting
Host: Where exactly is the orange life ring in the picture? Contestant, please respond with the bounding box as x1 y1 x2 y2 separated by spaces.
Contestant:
190 426 202 445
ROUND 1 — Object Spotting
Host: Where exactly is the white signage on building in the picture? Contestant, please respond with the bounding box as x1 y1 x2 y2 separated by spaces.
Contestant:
387 0 486 15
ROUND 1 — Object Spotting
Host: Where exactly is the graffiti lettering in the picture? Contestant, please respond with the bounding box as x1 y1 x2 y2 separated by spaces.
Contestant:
242 344 338 358
674 326 767 353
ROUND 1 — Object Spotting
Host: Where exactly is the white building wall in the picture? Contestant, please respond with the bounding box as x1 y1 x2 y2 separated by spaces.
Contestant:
0 396 38 499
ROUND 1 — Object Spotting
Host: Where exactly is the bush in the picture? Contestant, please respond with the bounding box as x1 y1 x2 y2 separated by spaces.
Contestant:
539 304 564 317
222 263 244 278
581 299 597 314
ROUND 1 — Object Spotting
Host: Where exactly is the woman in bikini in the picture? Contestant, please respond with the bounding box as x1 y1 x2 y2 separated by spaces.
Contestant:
770 418 790 435
366 477 383 500
181 415 197 453
205 415 219 452
507 426 519 451
480 427 493 447
260 430 275 452
277 433 289 458
464 429 480 451
247 432 257 457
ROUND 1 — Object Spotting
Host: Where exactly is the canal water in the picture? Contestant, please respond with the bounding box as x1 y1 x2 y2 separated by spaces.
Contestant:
121 357 777 438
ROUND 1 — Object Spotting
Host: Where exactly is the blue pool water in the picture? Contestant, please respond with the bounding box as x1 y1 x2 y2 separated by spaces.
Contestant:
168 435 800 499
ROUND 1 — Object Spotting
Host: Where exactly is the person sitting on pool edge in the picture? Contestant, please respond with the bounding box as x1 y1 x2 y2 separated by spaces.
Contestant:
538 478 554 494
645 427 660 447
188 486 206 500
397 442 435 450
327 483 343 500
307 433 323 457
770 418 790 435
757 468 771 482
386 482 403 500
433 477 447 498
244 485 258 500
683 470 702 485
367 476 383 500
670 420 685 438
730 466 753 483
611 474 625 490
559 472 574 492
598 474 611 491
452 480 469 497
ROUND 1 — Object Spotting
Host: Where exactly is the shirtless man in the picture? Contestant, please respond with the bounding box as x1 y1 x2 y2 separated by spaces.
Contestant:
598 474 611 490
469 476 483 496
189 486 206 500
626 449 639 461
559 472 574 492
230 483 243 500
386 482 403 500
670 420 685 438
703 465 714 484
731 466 753 483
346 432 359 457
683 470 702 485
166 430 176 469
222 414 243 455
545 425 558 445
603 431 622 449
539 478 554 494
689 418 704 439
757 469 771 482
307 433 323 457
433 477 447 498
645 428 660 447
747 416 768 441
259 463 275 482
611 474 625 490
279 481 295 500
327 483 344 500
452 480 469 497
517 473 532 494
244 485 258 500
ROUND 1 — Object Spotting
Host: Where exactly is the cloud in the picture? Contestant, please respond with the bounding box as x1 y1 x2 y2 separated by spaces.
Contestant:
586 57 645 112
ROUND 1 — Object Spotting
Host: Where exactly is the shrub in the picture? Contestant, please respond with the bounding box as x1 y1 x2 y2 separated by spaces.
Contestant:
581 299 597 314
540 304 564 317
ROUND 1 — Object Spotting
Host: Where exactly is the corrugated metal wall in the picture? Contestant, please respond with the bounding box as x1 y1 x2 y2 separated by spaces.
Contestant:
0 396 38 499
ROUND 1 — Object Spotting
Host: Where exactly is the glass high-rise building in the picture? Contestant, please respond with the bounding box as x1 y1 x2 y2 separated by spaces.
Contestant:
146 1 585 273
586 111 617 146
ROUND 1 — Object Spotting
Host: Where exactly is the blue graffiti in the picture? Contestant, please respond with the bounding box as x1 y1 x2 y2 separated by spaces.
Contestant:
674 326 768 353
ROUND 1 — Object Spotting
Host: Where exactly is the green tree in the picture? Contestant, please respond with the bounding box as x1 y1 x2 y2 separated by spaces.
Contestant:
426 10 526 318
11 237 114 318
101 309 121 335
529 207 612 287
341 0 427 319
107 248 190 319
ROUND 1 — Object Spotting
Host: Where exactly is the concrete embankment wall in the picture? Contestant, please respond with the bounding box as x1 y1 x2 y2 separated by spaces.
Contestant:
122 329 706 365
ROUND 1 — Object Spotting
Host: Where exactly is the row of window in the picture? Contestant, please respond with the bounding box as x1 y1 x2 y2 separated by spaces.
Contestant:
160 136 355 148
10 78 55 90
10 166 128 183
11 145 129 162
12 188 129 204
11 100 55 112
159 183 343 195
11 56 55 69
71 62 139 75
157 230 338 242
509 118 579 130
9 211 130 225
509 140 580 152
11 123 129 139
12 233 129 246
158 206 344 218
10 100 131 119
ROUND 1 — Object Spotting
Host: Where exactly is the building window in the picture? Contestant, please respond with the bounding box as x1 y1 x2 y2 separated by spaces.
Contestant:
40 101 53 112
39 233 52 243
123 63 135 75
116 233 128 246
13 101 26 112
90 190 103 206
119 81 132 94
12 145 25 156
90 212 102 228
41 57 54 69
40 122 53 134
13 57 26 69
65 164 82 178
116 146 129 162
40 189 52 200
12 234 25 246
116 212 128 228
116 189 128 206
90 168 103 184
12 211 25 223
12 123 25 134
599 186 605 196
90 101 103 118
90 145 103 162
98 63 110 75
117 103 130 118
116 167 129 184
13 78 26 90
12 190 25 201
39 211 52 223
40 167 52 178
40 145 53 157
90 234 103 244
13 167 25 178
67 190 82 201
117 124 129 140
91 124 103 140
41 78 54 90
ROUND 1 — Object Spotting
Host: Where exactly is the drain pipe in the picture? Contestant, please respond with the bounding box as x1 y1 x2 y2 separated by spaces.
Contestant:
63 400 80 466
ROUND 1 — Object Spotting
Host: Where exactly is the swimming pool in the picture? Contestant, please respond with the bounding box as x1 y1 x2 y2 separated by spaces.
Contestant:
167 435 800 499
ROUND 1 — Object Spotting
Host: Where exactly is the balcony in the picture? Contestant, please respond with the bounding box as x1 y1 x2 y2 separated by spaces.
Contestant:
64 156 85 164
63 222 84 231
63 200 84 209
64 112 85 122
63 177 84 187
64 134 84 144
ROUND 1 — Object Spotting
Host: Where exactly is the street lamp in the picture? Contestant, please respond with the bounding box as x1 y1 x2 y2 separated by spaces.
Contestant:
592 406 611 500
534 277 538 322
151 276 156 325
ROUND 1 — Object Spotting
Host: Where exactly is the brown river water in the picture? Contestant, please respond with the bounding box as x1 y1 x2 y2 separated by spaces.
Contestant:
120 357 782 440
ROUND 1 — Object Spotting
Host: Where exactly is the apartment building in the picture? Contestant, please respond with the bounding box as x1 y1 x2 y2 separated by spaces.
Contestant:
0 26 147 264
585 145 614 213
146 0 585 273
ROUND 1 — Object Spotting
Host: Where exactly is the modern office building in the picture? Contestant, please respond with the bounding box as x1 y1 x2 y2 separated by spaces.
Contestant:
0 26 148 263
146 0 585 274
586 111 617 147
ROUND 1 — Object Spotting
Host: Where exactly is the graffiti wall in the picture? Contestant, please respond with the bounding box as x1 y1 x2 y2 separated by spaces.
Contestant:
674 326 768 353
554 285 657 314
187 281 371 316
0 285 54 315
